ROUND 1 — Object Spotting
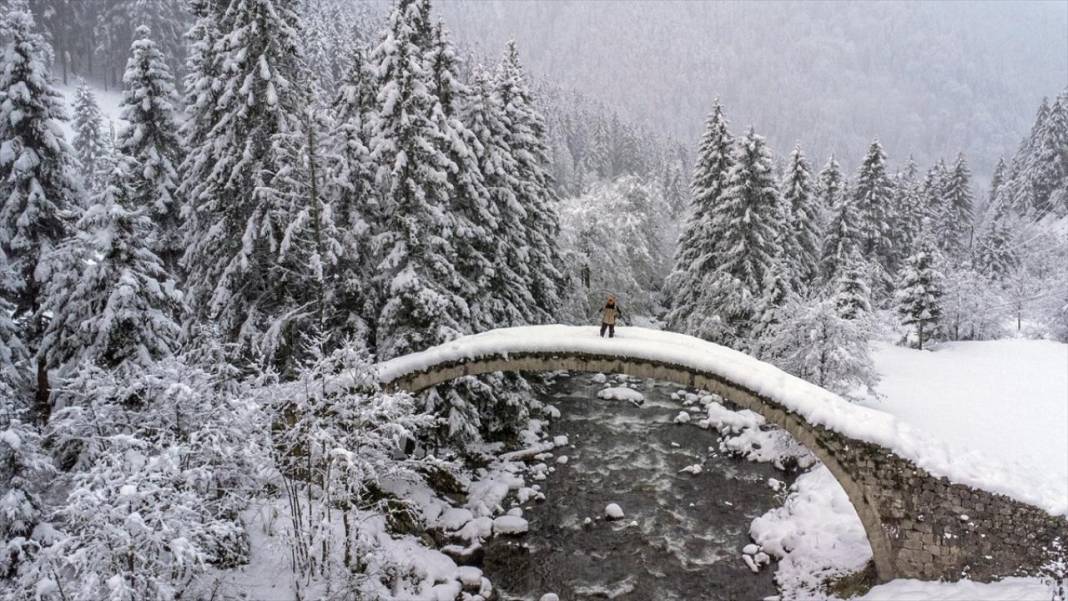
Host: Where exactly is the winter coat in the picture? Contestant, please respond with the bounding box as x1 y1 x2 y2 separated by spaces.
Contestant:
601 303 622 325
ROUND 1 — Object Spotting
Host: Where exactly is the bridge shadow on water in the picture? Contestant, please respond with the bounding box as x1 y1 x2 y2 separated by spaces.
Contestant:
482 373 794 601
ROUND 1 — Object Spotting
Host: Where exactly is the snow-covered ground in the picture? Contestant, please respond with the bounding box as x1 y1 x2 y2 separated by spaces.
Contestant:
866 339 1068 501
377 325 1068 515
55 81 126 141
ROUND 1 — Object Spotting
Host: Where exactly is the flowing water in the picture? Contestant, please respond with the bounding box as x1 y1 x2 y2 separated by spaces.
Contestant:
482 374 791 601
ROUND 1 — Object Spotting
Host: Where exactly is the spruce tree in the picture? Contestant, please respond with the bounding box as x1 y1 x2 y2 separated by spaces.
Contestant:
852 140 895 276
426 21 496 332
116 25 184 274
464 65 535 328
818 156 860 283
889 156 923 272
495 40 565 323
780 144 820 286
325 42 377 346
71 78 110 194
834 248 873 320
366 0 468 360
895 237 945 350
181 0 311 370
1030 93 1068 216
936 152 975 257
698 127 785 347
665 101 733 332
0 4 81 420
40 171 182 374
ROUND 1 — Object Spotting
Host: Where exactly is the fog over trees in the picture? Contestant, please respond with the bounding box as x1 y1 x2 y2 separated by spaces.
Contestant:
437 0 1067 181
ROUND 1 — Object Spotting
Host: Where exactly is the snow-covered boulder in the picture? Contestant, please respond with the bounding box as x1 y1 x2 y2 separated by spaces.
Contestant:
597 386 645 406
540 594 561 601
457 566 483 589
679 464 702 475
492 515 529 535
604 503 625 520
673 411 691 424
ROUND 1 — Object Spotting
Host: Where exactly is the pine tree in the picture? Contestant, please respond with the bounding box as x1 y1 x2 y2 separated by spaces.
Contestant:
40 171 182 374
698 127 786 347
116 25 184 274
780 144 820 286
895 237 945 350
181 0 311 370
71 78 110 194
833 247 872 320
818 156 860 282
936 152 975 257
665 101 733 332
0 3 81 420
852 140 895 277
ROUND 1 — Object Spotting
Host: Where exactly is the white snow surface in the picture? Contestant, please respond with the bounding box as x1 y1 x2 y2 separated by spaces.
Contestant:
848 577 1056 601
376 326 1066 514
596 386 646 404
868 340 1068 512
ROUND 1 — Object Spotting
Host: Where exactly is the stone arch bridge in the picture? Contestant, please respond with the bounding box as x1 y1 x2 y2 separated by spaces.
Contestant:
376 326 1066 584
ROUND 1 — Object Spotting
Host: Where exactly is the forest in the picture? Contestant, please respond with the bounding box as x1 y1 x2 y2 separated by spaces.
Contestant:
0 0 1066 599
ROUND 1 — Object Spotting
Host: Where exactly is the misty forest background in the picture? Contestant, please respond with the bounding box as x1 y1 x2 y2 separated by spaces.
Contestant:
0 0 1066 598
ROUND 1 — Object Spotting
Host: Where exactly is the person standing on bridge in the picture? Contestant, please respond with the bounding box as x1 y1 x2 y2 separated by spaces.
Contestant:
600 295 624 338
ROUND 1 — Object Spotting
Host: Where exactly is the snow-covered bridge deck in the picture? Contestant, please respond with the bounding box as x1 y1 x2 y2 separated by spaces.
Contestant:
376 326 1067 582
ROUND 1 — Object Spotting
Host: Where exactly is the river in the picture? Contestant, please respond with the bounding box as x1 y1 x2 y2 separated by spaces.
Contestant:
482 373 793 601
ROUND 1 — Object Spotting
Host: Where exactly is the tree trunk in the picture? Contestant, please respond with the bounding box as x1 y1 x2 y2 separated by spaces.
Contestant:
917 323 925 351
35 356 51 424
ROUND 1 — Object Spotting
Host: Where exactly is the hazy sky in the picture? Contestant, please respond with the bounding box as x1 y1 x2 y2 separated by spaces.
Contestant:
435 0 1068 182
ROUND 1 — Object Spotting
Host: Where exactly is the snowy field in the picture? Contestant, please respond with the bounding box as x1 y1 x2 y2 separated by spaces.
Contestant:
866 339 1068 509
849 338 1067 600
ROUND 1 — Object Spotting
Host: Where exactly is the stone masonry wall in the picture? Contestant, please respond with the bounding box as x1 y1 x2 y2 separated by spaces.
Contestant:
813 426 1068 582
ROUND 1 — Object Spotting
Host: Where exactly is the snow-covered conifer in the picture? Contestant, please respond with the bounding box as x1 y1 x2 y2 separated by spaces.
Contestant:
818 157 860 282
181 0 312 369
665 101 733 331
40 171 182 375
325 42 377 347
464 65 536 328
0 5 79 319
71 79 110 194
0 4 81 420
495 40 566 322
366 0 468 361
116 25 184 273
852 140 895 278
780 144 821 285
935 153 975 258
895 237 945 350
696 127 786 347
833 248 873 320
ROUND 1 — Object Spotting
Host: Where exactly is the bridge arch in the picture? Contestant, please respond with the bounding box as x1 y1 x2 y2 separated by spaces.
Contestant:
377 326 1067 585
